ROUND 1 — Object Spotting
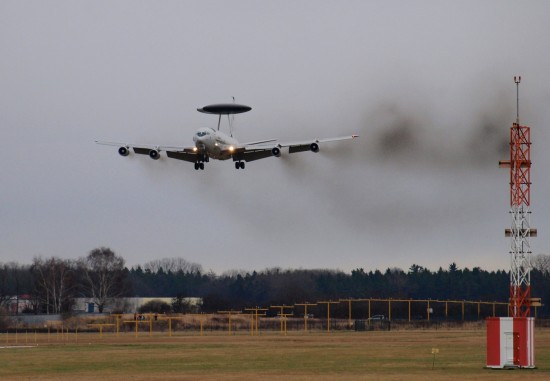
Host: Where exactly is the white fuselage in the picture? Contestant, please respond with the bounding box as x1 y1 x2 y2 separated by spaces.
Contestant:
192 127 239 160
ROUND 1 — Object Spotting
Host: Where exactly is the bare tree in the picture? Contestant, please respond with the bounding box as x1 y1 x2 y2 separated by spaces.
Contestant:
80 247 126 313
31 257 76 314
2 262 32 314
143 257 202 274
532 254 550 275
221 269 249 278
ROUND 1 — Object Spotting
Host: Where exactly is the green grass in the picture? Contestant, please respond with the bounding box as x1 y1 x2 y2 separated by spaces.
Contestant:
1 329 549 380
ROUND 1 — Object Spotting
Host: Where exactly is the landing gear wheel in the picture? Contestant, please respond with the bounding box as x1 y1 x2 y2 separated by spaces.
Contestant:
240 162 245 169
199 163 204 170
194 163 199 170
235 162 240 170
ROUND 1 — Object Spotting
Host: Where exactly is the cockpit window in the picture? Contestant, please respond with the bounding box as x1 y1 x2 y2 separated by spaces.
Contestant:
197 131 208 137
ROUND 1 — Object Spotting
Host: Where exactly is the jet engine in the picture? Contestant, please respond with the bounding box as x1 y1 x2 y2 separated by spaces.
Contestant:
310 142 319 153
149 149 160 160
271 147 281 157
118 146 130 156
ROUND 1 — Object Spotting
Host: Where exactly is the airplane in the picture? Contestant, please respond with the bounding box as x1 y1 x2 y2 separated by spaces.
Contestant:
96 103 358 170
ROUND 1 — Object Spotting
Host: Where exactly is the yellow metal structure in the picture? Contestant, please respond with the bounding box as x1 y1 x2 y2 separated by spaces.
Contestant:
317 301 339 332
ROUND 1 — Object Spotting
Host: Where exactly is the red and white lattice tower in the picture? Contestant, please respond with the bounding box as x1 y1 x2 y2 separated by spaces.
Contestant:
498 76 536 318
487 77 536 369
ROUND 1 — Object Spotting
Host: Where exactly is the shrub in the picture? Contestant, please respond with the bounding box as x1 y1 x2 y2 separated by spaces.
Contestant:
0 307 12 330
138 300 171 314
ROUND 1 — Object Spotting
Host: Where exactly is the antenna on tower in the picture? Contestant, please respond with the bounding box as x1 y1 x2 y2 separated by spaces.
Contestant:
514 75 521 124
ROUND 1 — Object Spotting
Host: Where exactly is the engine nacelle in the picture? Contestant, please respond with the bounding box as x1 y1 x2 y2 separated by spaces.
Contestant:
271 147 281 157
310 142 320 153
118 146 130 156
149 149 160 160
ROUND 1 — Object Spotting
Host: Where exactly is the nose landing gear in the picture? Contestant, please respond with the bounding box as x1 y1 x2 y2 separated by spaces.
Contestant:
235 161 245 170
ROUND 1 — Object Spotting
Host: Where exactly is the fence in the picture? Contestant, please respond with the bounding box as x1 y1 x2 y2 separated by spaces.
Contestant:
1 297 518 336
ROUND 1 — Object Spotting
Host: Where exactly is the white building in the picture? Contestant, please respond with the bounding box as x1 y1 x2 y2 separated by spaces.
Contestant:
73 297 202 313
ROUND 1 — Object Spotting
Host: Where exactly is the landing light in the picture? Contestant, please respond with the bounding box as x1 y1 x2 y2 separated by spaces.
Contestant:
229 146 235 152
192 147 198 152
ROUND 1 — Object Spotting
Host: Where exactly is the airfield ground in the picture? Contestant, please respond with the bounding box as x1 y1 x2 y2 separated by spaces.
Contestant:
1 328 549 380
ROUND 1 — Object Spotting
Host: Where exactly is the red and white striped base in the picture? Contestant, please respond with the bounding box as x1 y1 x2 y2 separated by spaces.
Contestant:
486 317 535 368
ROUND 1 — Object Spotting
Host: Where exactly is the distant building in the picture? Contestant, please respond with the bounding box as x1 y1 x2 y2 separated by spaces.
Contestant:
5 295 33 314
73 297 202 314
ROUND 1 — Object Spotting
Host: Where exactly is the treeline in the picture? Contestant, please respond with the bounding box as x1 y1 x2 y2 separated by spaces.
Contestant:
127 259 550 317
2 249 550 317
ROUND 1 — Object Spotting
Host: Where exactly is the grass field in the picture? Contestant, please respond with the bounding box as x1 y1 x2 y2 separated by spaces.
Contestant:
1 328 549 380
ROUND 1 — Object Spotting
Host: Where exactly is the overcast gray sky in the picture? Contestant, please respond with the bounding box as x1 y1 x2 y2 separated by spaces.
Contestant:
2 0 550 274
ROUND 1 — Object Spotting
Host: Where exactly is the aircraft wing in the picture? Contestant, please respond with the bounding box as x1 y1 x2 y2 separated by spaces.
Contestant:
95 140 189 152
231 135 358 162
95 140 133 148
241 139 277 146
278 135 359 154
96 133 358 167
233 147 276 162
95 140 198 162
165 150 200 163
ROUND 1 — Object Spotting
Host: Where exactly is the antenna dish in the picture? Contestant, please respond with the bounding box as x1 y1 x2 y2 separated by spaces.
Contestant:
197 104 252 115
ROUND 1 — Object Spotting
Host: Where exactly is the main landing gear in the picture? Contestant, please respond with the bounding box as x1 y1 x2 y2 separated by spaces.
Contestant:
194 154 208 170
235 161 245 170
